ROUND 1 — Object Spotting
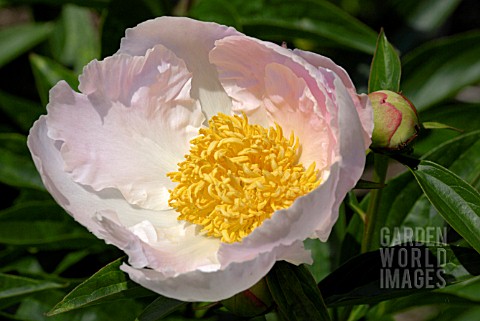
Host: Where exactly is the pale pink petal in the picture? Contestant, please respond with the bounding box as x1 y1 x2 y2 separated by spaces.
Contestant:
209 36 336 169
293 49 373 148
46 45 204 211
263 62 334 171
118 17 243 119
315 76 368 239
79 45 193 108
219 163 339 265
27 117 179 241
95 212 221 275
120 241 306 302
210 37 365 263
28 120 222 275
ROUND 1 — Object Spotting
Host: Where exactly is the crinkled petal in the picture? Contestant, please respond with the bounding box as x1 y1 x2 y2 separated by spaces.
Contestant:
120 240 307 302
315 76 368 239
263 62 334 171
118 17 243 119
219 164 338 265
215 43 367 264
79 45 191 108
95 212 221 275
46 45 204 210
209 36 336 170
293 49 373 148
29 119 221 274
27 117 180 239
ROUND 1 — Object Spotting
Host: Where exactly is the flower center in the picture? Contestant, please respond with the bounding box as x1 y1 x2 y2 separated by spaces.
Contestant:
167 113 320 243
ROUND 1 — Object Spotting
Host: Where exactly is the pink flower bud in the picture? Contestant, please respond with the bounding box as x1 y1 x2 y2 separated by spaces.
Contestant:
369 90 420 151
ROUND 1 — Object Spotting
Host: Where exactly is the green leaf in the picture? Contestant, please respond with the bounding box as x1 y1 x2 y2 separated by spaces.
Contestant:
393 0 462 32
101 0 167 57
48 257 154 316
136 296 186 321
0 22 53 68
1 0 110 8
437 275 480 302
0 133 45 190
189 0 240 27
422 121 463 132
402 32 480 111
304 238 331 283
354 179 385 190
11 289 144 321
364 130 480 251
50 4 100 73
266 262 331 321
53 250 91 275
415 103 480 157
0 201 98 248
29 54 79 107
409 160 480 253
319 244 447 307
368 29 401 93
0 273 64 300
0 90 44 132
191 0 378 54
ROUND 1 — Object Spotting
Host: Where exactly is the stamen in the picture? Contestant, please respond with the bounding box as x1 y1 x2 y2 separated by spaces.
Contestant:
167 113 320 243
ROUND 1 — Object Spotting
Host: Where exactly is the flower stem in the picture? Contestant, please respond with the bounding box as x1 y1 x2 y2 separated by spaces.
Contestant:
362 153 389 253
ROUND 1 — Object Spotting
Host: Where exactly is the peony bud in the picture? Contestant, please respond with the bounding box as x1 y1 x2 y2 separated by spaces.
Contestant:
369 90 420 151
221 278 273 317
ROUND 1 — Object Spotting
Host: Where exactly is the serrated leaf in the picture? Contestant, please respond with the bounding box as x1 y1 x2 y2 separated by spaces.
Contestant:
0 133 45 190
0 273 64 300
136 296 186 321
48 257 154 316
0 22 53 68
368 29 401 93
402 32 480 111
29 54 78 106
409 160 480 254
266 262 330 321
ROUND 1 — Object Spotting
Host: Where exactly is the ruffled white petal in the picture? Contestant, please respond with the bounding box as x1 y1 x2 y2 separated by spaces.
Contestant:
121 240 307 302
293 49 373 148
27 117 180 238
95 212 221 275
46 45 204 211
118 17 243 120
212 36 367 264
315 76 367 239
209 36 336 171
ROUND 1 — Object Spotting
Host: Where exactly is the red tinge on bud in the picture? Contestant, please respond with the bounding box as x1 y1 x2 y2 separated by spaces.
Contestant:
368 90 420 151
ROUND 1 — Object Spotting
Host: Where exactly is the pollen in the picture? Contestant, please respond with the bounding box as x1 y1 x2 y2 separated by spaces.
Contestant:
167 113 320 243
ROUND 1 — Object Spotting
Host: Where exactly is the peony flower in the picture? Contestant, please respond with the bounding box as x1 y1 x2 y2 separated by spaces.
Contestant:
28 17 373 302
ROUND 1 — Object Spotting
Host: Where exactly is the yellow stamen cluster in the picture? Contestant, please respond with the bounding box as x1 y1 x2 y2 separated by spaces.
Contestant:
167 113 320 243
